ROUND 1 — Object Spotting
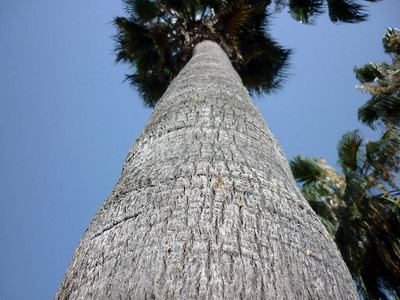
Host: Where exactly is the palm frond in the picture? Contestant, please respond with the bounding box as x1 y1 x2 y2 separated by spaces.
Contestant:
290 155 325 184
288 0 324 24
125 73 167 107
335 204 366 273
114 17 153 62
217 2 251 36
366 130 400 171
238 37 291 94
354 63 383 84
235 3 291 94
305 193 337 233
359 198 400 298
161 0 196 20
326 0 367 23
337 130 363 172
357 96 383 129
354 29 400 130
124 0 161 22
338 130 363 172
358 93 400 129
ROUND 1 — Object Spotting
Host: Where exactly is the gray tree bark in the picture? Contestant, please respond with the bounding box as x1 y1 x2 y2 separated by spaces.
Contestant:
57 40 358 299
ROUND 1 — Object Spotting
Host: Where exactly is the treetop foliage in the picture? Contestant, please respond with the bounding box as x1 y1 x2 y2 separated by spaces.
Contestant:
291 130 400 299
355 27 400 130
114 0 373 107
291 28 400 299
114 0 290 106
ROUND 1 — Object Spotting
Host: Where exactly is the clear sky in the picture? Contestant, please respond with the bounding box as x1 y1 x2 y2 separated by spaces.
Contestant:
0 0 399 299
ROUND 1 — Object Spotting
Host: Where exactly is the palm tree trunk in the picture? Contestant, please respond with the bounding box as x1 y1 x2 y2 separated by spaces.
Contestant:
57 40 358 299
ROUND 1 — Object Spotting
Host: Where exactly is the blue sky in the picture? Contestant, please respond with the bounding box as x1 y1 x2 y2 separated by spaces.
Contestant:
0 0 399 299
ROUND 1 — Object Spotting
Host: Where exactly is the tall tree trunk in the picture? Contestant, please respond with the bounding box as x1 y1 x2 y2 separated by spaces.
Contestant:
57 41 358 299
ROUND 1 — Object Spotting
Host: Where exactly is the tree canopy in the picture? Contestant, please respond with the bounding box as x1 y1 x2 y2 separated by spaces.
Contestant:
355 27 400 130
290 130 400 298
114 0 373 107
291 28 400 299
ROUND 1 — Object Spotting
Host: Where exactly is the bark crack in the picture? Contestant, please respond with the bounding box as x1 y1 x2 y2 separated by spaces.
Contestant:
92 212 142 239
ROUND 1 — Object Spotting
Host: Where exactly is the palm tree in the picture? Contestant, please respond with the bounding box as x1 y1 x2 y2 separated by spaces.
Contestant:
114 0 372 107
355 27 400 130
57 0 373 298
290 130 400 299
114 0 291 107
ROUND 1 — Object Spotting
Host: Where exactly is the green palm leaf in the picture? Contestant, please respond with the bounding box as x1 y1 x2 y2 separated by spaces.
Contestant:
354 28 400 130
290 155 325 184
366 130 400 158
338 130 363 172
354 63 383 84
327 0 367 23
288 0 324 24
114 0 291 106
124 0 161 22
217 2 251 36
358 92 400 130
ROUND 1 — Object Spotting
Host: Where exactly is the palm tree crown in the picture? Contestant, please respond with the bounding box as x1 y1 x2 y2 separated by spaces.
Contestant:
355 27 400 130
114 0 372 107
114 0 290 106
290 130 400 299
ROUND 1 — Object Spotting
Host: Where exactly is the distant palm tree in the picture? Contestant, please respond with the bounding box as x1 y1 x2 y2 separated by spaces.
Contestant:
57 0 374 298
290 130 400 299
355 27 400 130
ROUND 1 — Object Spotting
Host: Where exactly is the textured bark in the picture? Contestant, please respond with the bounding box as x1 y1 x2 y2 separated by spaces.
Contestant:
57 41 358 299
